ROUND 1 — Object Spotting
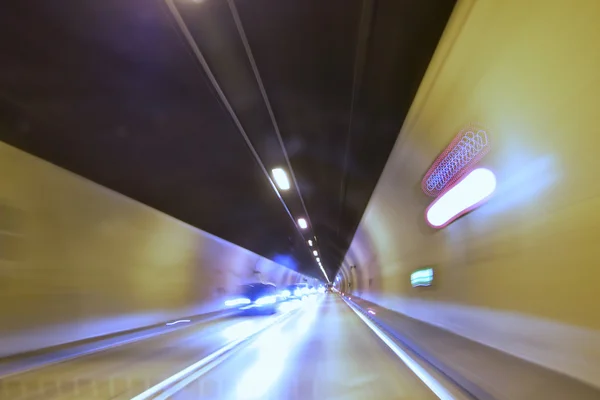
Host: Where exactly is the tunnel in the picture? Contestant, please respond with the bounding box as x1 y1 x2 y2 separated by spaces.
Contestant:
1 0 600 399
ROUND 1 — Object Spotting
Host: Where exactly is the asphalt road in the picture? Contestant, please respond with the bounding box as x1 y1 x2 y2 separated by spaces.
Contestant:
0 314 278 400
172 295 438 400
0 295 439 400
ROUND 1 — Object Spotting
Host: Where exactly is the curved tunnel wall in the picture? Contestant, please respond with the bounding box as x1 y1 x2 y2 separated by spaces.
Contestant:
338 0 600 388
0 141 307 358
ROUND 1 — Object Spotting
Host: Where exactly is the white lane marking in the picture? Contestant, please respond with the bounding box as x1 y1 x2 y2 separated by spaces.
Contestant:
131 310 297 400
344 299 460 400
130 335 246 400
165 320 191 326
152 348 236 400
157 300 325 400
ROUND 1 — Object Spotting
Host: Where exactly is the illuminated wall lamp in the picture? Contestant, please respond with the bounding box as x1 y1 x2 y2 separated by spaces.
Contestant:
425 168 496 229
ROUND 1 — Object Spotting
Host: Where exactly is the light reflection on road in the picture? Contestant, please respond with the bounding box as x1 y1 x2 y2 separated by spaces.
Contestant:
233 298 321 400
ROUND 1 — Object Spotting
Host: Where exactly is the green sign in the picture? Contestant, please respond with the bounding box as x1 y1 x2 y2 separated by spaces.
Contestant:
411 267 434 287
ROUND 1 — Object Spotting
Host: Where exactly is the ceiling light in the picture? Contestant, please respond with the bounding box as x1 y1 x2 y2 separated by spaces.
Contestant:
316 257 320 262
272 168 291 191
298 218 308 229
308 240 313 246
313 250 318 256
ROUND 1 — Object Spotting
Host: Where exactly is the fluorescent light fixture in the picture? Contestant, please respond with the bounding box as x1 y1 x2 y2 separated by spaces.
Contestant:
308 240 313 246
298 218 308 229
313 250 318 256
411 268 434 287
426 168 496 228
272 168 291 190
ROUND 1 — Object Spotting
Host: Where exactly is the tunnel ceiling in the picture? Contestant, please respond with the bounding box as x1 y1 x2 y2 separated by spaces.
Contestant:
0 0 456 280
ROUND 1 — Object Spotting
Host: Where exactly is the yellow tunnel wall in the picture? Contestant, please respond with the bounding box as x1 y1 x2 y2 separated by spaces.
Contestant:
339 0 600 388
0 141 306 357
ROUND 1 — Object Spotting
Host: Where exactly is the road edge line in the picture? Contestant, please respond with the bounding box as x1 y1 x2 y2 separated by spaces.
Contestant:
342 297 460 400
0 311 235 381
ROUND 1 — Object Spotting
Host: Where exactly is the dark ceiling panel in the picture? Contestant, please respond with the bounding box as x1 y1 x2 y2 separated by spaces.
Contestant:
0 0 456 279
233 0 457 276
230 0 362 278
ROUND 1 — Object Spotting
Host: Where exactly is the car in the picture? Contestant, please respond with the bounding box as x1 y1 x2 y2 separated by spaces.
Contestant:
282 283 309 300
297 283 310 296
226 283 279 315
